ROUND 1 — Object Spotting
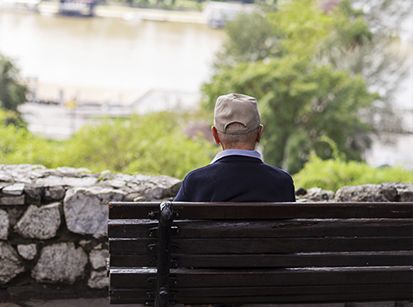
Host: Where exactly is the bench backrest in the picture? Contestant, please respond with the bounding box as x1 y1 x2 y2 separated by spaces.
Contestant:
108 201 413 306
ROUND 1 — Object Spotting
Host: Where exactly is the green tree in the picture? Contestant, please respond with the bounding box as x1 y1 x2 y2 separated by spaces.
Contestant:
216 0 411 132
203 57 376 173
203 0 380 172
215 0 335 66
0 54 27 112
319 0 412 134
215 12 279 67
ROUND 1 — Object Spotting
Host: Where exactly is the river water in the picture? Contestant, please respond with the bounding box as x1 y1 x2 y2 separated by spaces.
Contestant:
0 10 224 102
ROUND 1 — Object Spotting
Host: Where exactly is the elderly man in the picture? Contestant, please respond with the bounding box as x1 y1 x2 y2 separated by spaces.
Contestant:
174 93 295 202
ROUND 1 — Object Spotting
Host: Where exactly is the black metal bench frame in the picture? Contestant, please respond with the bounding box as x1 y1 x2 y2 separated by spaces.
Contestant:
108 201 413 306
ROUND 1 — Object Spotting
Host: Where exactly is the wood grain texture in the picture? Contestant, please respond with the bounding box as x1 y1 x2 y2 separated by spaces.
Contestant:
109 251 413 268
108 201 413 304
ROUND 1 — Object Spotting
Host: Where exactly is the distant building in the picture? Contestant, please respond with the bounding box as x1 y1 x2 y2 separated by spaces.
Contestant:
58 0 98 17
204 2 256 28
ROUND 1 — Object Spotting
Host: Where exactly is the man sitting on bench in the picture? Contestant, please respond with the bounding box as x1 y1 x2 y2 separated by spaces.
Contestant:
174 93 296 202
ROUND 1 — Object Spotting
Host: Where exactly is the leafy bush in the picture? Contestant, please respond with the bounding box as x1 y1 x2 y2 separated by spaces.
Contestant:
0 111 59 167
0 111 217 179
294 154 413 191
59 112 216 178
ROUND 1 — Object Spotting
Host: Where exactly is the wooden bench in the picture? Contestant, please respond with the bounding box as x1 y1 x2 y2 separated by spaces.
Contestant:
108 201 413 306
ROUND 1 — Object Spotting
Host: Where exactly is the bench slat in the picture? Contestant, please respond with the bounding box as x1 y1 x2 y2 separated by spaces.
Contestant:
172 202 413 219
174 291 413 304
108 219 157 238
110 283 413 304
109 288 149 304
109 238 155 255
110 267 413 288
109 251 413 268
110 254 156 267
173 251 413 268
109 202 413 219
110 292 412 305
108 219 413 238
112 283 413 297
109 237 413 254
109 202 159 219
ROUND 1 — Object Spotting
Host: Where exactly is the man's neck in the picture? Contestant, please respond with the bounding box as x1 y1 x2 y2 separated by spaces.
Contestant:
210 148 263 164
222 145 256 150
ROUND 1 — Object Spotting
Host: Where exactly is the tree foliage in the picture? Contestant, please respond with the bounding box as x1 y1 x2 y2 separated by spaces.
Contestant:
0 54 27 112
203 0 385 173
203 57 376 173
320 0 412 133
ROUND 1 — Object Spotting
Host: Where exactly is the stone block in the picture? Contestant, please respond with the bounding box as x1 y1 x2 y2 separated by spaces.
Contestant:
0 209 9 240
64 187 124 238
14 203 61 239
0 195 25 206
297 187 335 202
0 242 25 284
89 249 109 270
335 184 398 202
2 183 25 196
55 167 91 177
5 208 25 227
36 176 97 188
396 184 413 202
0 173 13 182
24 184 43 204
31 243 87 284
17 244 37 260
87 270 109 289
44 186 66 201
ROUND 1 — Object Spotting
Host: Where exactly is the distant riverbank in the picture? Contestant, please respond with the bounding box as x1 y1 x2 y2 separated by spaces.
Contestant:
3 0 207 23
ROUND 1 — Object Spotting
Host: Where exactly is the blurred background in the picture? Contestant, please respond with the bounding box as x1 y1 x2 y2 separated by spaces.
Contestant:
0 0 412 190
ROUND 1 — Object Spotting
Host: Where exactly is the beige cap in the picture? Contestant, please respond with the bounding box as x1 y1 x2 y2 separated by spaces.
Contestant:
214 93 261 135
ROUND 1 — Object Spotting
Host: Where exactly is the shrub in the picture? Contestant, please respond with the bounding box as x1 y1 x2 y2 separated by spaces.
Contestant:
0 110 217 179
294 154 413 191
54 112 216 178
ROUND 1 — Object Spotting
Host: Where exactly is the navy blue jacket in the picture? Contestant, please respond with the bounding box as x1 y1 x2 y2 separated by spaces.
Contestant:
174 155 296 202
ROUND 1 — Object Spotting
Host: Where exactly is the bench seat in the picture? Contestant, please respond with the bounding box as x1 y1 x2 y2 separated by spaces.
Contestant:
108 201 413 306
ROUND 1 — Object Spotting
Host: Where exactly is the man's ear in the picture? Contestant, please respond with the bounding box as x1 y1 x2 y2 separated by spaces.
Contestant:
211 126 221 145
256 125 264 143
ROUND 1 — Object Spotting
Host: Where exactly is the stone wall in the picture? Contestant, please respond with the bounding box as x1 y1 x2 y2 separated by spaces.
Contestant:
296 183 413 202
0 164 412 302
0 164 180 301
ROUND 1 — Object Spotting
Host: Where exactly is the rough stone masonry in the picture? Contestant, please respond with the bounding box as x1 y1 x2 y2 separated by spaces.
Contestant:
0 164 412 301
0 164 180 300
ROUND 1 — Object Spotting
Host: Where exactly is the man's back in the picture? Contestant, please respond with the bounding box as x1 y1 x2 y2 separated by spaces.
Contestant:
174 155 295 202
